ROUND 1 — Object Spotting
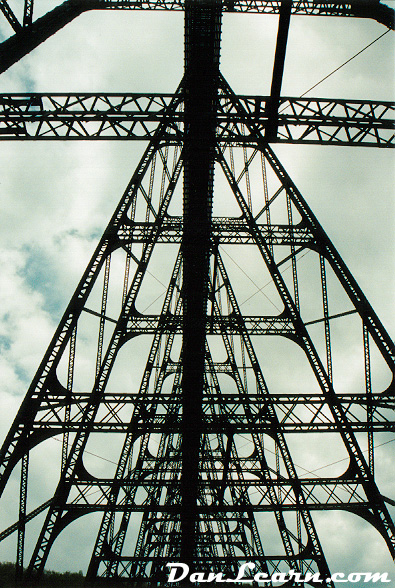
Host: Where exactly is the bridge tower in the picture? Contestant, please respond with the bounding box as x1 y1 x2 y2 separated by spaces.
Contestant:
0 0 394 585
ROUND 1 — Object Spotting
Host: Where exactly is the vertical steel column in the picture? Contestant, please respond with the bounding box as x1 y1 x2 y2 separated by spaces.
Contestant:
181 0 221 570
265 0 292 142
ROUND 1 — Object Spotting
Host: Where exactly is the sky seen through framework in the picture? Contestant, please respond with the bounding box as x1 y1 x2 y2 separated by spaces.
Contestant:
0 3 394 581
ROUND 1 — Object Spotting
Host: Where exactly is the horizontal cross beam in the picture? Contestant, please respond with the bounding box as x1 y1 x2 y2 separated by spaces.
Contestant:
117 218 312 244
43 391 395 408
37 0 394 20
30 420 394 434
79 311 295 336
31 398 395 433
0 1 392 74
0 94 393 146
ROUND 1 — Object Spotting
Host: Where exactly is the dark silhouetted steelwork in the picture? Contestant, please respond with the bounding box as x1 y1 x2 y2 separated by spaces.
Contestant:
0 0 394 585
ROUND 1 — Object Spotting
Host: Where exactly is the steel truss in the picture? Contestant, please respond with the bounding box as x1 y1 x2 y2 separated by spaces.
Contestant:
0 93 393 146
0 0 394 586
1 0 394 35
0 0 394 75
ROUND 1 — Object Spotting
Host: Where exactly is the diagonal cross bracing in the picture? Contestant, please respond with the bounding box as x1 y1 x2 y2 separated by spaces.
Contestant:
0 93 393 146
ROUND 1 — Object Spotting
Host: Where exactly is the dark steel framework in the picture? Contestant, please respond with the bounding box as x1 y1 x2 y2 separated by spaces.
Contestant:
0 0 394 586
0 94 394 146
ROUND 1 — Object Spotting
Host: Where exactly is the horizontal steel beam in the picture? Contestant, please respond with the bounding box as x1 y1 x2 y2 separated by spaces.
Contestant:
79 310 295 336
0 94 393 146
30 423 395 433
125 314 295 336
30 416 395 434
50 0 395 21
0 471 369 542
0 1 392 74
116 218 313 244
43 391 395 407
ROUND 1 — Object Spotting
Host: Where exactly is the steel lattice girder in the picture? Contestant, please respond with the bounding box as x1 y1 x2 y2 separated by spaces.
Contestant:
0 0 394 75
0 0 394 35
0 93 393 146
11 388 395 432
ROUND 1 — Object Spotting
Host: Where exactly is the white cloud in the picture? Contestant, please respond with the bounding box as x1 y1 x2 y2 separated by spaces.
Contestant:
0 248 55 382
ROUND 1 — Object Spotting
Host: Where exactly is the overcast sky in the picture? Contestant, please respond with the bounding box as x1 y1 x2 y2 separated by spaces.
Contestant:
0 2 394 583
